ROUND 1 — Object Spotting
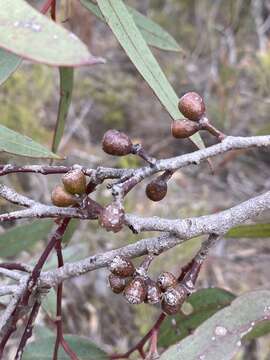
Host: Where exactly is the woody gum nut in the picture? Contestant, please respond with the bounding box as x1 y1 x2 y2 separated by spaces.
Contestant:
123 277 147 304
99 203 124 233
157 272 177 292
51 185 77 207
102 129 133 156
178 92 205 121
62 169 86 195
146 280 162 304
145 179 167 202
109 255 135 277
108 274 128 294
171 119 199 139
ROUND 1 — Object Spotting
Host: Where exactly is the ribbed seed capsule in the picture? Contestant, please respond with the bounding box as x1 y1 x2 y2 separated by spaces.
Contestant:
145 179 167 202
123 277 147 304
51 185 77 207
171 119 199 139
178 92 205 122
108 274 128 294
99 203 124 233
109 256 135 277
145 279 162 304
102 129 133 156
157 272 177 292
62 169 86 195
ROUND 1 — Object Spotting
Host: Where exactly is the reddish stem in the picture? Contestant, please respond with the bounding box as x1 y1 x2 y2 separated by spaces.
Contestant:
40 0 54 14
50 0 56 21
14 301 41 360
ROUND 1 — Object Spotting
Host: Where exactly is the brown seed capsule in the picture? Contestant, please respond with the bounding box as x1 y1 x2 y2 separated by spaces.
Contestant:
162 285 187 315
62 169 86 195
51 185 77 207
109 255 135 277
123 277 147 304
108 273 128 294
145 279 162 304
171 119 199 139
157 272 177 292
102 129 133 156
145 179 167 202
178 92 205 121
98 203 124 233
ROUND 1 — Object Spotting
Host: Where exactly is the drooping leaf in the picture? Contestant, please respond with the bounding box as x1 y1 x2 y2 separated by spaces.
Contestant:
159 288 236 348
0 48 22 86
159 290 270 360
22 335 109 359
0 0 104 67
52 67 74 153
0 220 54 258
80 0 181 52
96 0 204 150
227 223 270 238
244 319 270 341
0 125 61 159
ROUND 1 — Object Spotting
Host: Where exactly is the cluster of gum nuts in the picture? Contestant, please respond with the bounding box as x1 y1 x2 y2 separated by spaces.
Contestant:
108 255 188 315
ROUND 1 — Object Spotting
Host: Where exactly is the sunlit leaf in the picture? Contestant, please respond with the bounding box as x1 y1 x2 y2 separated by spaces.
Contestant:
80 0 181 52
160 290 270 360
96 0 204 150
0 48 21 86
52 67 74 153
0 220 54 258
0 0 104 67
0 125 61 159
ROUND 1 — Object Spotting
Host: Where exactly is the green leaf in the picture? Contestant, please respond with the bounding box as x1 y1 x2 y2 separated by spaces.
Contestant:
226 223 270 238
52 67 74 153
159 288 236 348
33 325 54 340
96 0 204 150
80 0 181 52
0 0 104 67
0 48 21 86
22 335 109 359
0 125 61 159
244 320 270 341
0 220 54 258
159 290 270 360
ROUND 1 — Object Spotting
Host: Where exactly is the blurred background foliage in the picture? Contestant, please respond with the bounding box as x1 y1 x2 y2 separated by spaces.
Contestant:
0 0 270 359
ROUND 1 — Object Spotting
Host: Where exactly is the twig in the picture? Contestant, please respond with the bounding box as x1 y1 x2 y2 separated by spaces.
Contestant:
0 268 22 281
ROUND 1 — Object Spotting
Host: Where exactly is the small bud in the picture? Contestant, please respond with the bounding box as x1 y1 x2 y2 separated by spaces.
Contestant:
145 179 167 202
102 129 132 156
162 285 187 315
123 277 147 304
108 274 128 294
145 279 162 304
99 203 124 233
178 92 205 121
171 119 199 139
62 169 86 195
51 185 77 207
157 272 177 292
109 255 135 277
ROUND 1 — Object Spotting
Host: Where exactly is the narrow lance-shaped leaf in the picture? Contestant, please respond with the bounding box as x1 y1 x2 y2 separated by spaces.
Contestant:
226 223 270 238
0 125 61 159
80 0 181 52
0 48 22 86
52 67 74 153
96 0 204 150
160 290 270 360
0 0 105 67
